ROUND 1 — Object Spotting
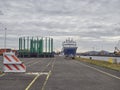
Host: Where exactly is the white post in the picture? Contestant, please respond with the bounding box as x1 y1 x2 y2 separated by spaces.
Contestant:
4 28 7 52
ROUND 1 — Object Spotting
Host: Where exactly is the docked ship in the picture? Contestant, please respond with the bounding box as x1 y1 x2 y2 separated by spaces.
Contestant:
62 38 77 58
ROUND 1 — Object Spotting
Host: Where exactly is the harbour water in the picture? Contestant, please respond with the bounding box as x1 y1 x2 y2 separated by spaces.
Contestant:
80 56 120 63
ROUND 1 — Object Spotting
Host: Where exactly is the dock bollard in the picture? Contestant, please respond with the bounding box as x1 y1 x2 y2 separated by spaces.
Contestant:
113 58 117 64
89 57 92 60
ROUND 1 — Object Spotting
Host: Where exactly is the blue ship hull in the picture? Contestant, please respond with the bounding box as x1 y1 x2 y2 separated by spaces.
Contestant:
63 47 77 57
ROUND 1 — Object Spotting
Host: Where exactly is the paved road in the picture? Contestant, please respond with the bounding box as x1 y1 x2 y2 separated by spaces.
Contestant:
0 56 120 90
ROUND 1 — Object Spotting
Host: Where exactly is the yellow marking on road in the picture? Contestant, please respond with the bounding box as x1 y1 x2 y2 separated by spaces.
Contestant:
41 70 51 90
25 60 36 65
25 73 41 90
52 59 56 69
80 62 120 80
46 60 53 67
41 59 53 72
25 58 56 90
41 59 56 90
27 60 41 67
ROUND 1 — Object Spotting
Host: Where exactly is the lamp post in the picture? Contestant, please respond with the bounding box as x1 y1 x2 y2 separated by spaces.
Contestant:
4 28 7 52
0 23 7 52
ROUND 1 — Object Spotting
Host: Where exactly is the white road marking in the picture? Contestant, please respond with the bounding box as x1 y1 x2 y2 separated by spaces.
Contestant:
79 62 120 80
25 72 48 75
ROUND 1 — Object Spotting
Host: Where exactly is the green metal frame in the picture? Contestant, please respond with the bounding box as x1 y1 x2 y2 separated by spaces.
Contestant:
19 37 53 57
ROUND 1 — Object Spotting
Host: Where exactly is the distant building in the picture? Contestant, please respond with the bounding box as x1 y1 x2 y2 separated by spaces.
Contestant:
99 50 109 55
0 48 17 56
80 50 111 56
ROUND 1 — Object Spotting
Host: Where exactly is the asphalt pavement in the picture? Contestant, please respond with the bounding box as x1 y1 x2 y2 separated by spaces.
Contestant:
0 56 120 90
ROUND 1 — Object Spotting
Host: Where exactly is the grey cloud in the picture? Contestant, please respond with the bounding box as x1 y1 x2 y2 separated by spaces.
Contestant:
0 10 3 15
0 0 120 52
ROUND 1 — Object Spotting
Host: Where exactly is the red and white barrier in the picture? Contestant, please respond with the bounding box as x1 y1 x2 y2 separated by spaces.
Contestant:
3 52 26 72
3 52 22 64
4 64 26 72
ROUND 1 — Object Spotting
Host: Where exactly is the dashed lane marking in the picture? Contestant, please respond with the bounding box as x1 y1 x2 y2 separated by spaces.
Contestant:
51 59 56 69
25 60 36 65
27 60 41 67
46 60 53 67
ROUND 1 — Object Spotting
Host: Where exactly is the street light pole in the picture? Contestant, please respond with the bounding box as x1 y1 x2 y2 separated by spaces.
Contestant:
4 28 7 52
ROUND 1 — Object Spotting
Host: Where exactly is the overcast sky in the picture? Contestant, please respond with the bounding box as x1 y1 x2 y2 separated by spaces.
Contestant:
0 0 120 52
